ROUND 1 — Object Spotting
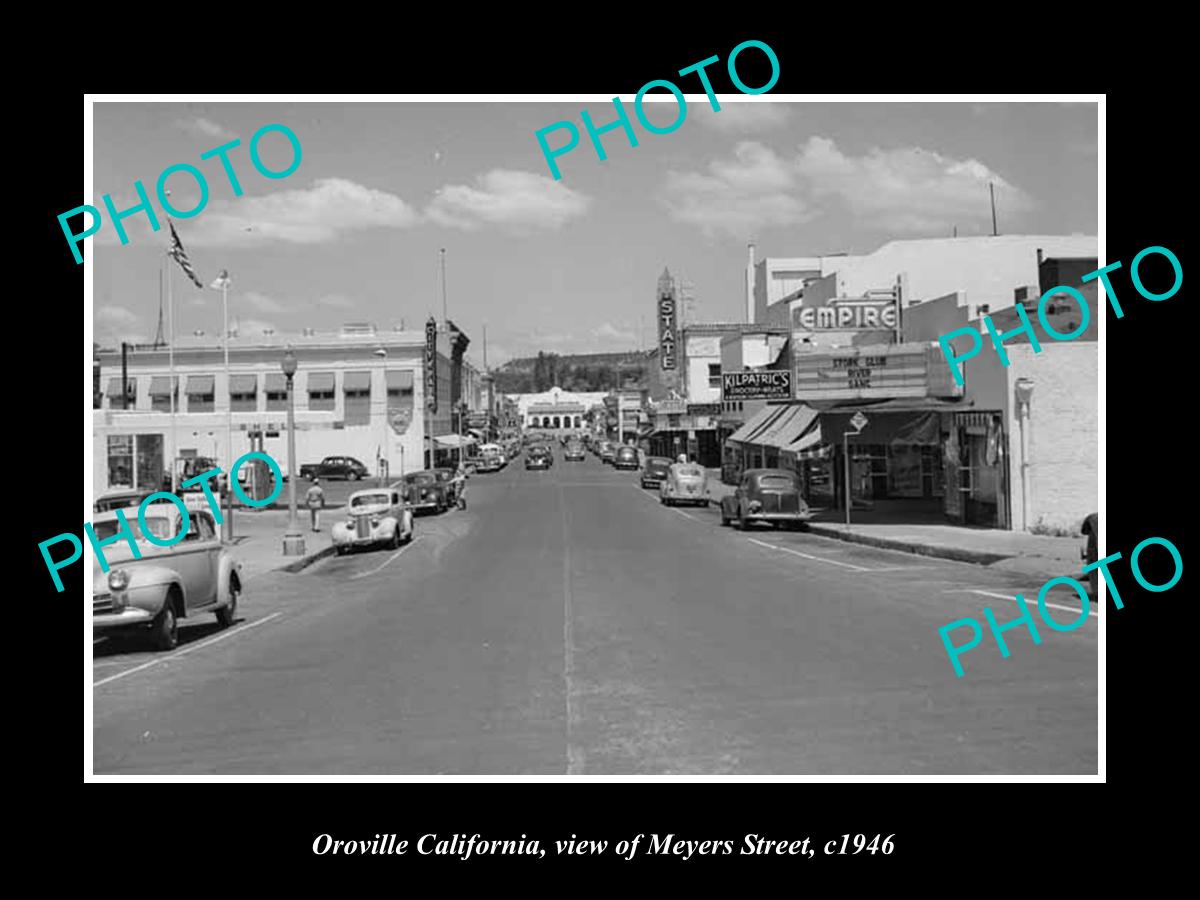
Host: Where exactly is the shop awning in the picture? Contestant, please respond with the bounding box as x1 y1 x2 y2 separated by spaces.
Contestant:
263 373 287 393
726 405 788 445
757 404 819 450
185 375 214 395
434 434 477 449
386 369 414 390
148 375 178 396
343 370 371 391
307 372 335 392
105 376 136 398
229 374 257 393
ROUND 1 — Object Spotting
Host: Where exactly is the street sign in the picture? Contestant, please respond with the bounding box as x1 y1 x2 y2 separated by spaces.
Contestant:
850 411 869 432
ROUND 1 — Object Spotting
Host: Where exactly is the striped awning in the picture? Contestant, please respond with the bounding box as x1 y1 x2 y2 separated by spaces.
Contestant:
185 375 214 395
343 370 372 391
726 405 787 444
148 375 178 397
307 372 335 392
756 404 819 450
105 376 136 398
386 369 414 390
229 374 257 393
434 434 477 449
263 373 287 392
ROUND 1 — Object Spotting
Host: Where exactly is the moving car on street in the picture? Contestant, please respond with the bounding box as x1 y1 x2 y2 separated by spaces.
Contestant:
599 442 617 465
640 456 673 489
526 445 552 470
613 445 639 471
399 470 449 513
300 455 369 481
660 461 709 507
720 468 813 530
563 441 586 461
333 488 414 554
91 507 241 651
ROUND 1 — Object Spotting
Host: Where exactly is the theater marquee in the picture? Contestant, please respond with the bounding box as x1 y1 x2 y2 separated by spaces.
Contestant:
793 344 961 401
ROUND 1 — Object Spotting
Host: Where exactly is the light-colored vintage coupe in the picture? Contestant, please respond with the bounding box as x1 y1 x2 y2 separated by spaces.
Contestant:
91 506 241 651
660 462 709 507
333 488 414 554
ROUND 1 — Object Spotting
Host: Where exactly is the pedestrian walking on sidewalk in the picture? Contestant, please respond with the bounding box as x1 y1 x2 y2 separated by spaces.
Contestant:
305 478 325 532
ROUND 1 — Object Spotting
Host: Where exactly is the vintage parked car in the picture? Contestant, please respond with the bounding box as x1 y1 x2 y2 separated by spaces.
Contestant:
720 468 813 530
93 488 157 513
526 445 552 470
400 470 449 513
474 451 504 473
613 445 640 471
1081 512 1098 596
599 442 617 465
432 467 465 505
91 506 241 651
300 455 369 481
333 487 414 554
660 462 709 506
563 442 586 461
640 457 674 489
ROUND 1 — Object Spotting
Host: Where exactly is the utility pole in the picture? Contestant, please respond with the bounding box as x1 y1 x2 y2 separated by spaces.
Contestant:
121 342 129 410
990 182 998 237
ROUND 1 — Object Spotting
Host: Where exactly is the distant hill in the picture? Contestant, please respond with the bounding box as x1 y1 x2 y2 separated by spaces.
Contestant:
493 350 647 394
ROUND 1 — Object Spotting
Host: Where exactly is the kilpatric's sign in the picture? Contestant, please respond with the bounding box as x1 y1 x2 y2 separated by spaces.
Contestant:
721 370 792 401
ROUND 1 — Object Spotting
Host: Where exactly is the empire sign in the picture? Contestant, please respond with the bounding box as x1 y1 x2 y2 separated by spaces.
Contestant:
793 300 897 331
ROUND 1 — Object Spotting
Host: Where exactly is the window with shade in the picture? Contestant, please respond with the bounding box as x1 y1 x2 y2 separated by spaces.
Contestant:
343 370 371 426
307 372 336 412
264 373 287 412
148 376 179 412
708 363 721 388
185 375 214 413
229 374 257 412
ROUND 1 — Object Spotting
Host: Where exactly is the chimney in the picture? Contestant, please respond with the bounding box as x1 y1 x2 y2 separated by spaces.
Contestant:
1036 248 1044 265
746 242 757 325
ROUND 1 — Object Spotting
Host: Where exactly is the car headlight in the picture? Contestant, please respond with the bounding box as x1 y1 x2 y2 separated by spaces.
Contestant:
748 500 763 513
345 518 355 528
371 515 381 526
108 569 130 591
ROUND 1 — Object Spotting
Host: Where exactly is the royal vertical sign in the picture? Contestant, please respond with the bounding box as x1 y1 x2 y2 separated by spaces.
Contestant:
424 317 438 414
659 294 677 370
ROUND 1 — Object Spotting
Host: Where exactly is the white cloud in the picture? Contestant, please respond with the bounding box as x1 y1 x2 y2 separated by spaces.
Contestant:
660 141 813 239
426 169 591 231
694 102 791 133
593 322 637 343
317 294 355 309
95 305 143 344
182 178 422 246
662 137 1034 238
233 317 278 337
241 291 288 314
176 117 236 140
794 136 1034 233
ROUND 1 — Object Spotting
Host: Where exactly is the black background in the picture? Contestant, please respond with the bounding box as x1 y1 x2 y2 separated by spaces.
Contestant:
27 22 1183 883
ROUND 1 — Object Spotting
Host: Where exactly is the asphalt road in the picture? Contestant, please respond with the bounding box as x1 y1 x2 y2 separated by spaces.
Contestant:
92 452 1098 774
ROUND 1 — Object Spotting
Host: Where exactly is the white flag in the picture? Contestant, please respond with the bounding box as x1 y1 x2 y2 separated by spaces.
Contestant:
210 269 231 290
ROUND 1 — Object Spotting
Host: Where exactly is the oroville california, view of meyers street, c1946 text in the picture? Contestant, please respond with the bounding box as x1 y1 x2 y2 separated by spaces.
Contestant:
86 97 1103 775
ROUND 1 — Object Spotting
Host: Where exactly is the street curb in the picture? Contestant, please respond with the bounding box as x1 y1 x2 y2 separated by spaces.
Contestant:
805 524 1011 566
277 544 338 574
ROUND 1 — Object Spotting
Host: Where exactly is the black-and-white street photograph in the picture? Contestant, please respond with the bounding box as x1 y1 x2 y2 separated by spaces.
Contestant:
85 97 1100 775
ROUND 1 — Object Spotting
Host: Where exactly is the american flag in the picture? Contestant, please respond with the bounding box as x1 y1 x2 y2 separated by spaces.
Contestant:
168 222 203 289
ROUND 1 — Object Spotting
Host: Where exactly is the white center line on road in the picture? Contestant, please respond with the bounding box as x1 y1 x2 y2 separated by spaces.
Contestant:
747 538 874 572
558 485 583 776
93 612 283 688
348 536 422 580
946 588 1099 620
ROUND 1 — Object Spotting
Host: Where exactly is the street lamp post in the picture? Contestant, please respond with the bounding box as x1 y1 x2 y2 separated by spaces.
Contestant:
281 348 306 556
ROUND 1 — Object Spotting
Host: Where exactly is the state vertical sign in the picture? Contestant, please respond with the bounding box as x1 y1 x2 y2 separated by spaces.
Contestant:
659 294 677 370
424 317 438 413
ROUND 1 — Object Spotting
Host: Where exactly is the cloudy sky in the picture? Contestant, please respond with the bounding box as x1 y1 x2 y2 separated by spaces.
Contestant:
90 100 1097 366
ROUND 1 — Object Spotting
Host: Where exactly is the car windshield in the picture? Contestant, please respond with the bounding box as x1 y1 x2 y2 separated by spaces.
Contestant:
406 473 436 485
94 494 143 511
675 465 705 478
351 493 390 508
758 475 797 490
92 515 175 542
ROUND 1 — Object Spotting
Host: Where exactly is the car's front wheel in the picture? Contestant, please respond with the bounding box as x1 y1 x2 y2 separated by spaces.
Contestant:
216 579 239 628
151 594 179 651
348 471 360 481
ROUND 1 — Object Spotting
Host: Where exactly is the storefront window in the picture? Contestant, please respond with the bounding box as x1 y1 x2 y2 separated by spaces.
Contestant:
136 434 164 490
107 435 133 488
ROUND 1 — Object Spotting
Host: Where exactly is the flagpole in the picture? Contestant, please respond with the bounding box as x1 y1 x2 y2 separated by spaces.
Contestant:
222 278 233 542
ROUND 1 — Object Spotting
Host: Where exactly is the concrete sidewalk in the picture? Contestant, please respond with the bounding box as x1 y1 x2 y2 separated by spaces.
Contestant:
702 468 1084 582
222 507 335 581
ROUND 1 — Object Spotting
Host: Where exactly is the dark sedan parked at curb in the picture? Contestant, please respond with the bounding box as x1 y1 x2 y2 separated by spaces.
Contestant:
720 468 813 530
1081 513 1098 596
398 470 449 513
300 455 369 481
641 456 673 489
